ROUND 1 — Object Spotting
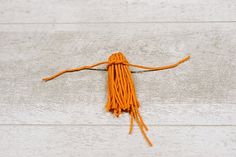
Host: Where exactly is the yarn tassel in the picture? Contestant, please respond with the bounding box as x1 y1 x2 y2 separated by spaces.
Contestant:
42 52 190 146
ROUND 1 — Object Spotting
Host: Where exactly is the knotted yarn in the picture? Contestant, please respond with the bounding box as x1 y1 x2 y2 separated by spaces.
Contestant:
42 52 190 146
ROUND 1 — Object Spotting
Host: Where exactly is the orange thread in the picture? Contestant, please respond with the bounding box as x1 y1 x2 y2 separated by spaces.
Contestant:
42 52 190 146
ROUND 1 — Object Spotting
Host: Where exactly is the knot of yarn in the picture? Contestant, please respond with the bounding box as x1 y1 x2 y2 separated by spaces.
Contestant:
107 52 129 67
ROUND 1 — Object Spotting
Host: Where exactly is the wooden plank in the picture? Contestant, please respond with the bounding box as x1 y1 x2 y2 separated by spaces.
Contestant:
0 23 235 125
0 126 235 157
0 0 236 23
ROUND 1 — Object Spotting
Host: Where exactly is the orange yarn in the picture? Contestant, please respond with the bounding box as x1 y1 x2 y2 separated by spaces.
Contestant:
42 52 190 146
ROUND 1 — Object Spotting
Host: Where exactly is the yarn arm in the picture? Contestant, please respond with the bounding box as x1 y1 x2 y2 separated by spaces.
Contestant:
128 55 190 71
42 61 108 81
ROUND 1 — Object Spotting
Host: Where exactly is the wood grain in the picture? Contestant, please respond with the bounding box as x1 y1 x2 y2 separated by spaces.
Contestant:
0 23 235 125
0 0 236 155
0 126 235 157
0 0 236 23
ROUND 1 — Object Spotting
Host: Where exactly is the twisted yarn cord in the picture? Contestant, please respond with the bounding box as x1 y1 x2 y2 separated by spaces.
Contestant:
42 52 190 146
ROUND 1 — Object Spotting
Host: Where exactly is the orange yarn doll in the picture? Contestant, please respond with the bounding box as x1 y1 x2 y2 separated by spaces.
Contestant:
42 52 190 146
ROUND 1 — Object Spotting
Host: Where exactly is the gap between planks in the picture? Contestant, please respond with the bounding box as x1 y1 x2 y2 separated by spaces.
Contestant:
0 21 236 25
0 124 235 127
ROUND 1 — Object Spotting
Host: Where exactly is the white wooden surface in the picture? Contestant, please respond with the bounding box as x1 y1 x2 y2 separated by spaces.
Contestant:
0 0 236 157
0 0 236 22
0 126 235 157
